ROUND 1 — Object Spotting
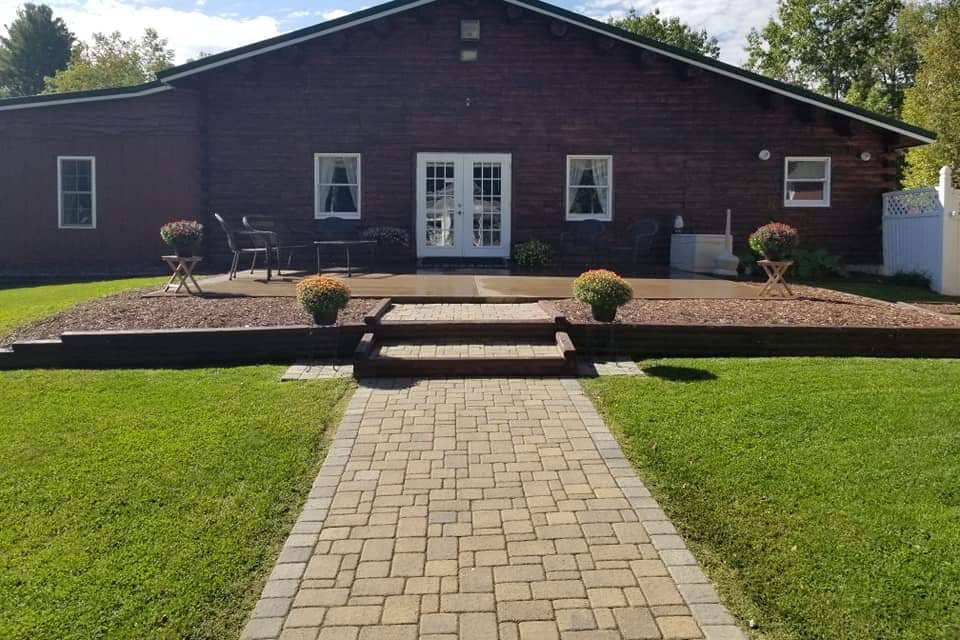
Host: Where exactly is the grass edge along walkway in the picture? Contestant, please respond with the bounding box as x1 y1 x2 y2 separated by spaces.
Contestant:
583 357 960 640
0 366 354 640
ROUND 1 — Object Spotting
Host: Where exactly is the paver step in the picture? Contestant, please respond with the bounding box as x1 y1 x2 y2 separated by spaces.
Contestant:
354 332 577 377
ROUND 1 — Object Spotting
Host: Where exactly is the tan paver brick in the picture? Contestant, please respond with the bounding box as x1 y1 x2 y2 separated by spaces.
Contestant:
241 378 740 639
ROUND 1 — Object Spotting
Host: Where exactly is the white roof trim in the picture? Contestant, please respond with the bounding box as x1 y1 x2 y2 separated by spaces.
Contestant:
506 0 935 144
0 84 172 112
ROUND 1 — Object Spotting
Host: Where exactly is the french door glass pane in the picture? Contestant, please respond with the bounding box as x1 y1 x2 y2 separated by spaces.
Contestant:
425 161 455 247
472 161 503 248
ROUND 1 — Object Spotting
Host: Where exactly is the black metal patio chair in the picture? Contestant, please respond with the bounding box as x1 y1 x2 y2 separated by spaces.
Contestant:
214 213 271 280
242 215 312 276
624 219 660 271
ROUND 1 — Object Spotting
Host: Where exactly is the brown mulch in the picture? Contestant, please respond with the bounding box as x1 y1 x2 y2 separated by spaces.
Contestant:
914 303 960 317
3 290 378 346
556 284 960 328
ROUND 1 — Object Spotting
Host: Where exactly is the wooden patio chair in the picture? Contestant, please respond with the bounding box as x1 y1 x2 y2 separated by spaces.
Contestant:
213 213 270 280
242 215 312 276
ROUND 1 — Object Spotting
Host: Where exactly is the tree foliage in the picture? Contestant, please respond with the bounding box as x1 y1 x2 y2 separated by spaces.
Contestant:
744 0 941 117
903 3 960 187
0 3 74 97
609 8 720 59
44 28 174 94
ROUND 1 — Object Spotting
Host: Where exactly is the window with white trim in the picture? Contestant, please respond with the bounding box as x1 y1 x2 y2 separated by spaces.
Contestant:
784 156 831 207
314 153 361 219
58 156 96 228
566 155 612 221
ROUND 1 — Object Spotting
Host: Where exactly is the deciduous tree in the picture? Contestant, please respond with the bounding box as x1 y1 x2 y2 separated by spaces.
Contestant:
903 3 960 187
610 8 720 59
44 28 174 94
745 0 914 112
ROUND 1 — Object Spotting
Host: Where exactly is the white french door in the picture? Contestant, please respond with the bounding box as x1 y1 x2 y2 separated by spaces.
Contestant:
416 153 512 258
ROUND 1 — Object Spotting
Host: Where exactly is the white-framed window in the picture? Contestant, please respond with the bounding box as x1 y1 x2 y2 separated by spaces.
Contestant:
58 156 96 228
566 155 612 221
314 153 361 219
784 156 831 207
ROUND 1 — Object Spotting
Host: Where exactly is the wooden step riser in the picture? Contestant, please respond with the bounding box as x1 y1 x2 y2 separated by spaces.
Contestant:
375 321 557 340
355 357 576 378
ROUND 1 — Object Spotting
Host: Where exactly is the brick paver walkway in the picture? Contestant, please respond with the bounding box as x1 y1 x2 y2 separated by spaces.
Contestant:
242 378 743 640
383 303 548 322
375 340 559 360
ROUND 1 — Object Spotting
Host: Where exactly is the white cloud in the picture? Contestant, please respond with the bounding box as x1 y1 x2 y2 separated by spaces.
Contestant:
318 9 350 20
577 0 777 63
0 0 282 63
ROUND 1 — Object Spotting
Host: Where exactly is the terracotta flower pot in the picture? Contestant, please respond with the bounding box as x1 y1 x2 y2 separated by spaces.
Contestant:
311 308 339 325
591 305 617 322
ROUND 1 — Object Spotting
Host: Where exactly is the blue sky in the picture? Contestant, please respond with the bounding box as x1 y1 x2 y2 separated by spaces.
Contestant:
0 0 778 64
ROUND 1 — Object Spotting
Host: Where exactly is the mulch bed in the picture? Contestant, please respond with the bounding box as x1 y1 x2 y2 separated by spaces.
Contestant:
6 284 960 348
556 284 960 328
914 303 960 317
3 291 378 346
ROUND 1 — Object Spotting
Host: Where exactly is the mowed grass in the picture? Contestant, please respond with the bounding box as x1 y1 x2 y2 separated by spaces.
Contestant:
809 279 960 303
0 367 352 640
584 358 960 640
0 277 163 338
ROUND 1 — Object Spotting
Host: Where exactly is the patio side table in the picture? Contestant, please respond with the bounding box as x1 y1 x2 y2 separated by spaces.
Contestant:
162 255 203 294
314 240 377 277
758 259 794 298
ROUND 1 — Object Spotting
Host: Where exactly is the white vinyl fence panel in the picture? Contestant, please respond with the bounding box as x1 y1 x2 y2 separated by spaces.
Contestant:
882 167 960 294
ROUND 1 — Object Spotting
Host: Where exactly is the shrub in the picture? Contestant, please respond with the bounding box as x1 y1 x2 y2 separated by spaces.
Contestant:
160 220 203 256
296 275 350 324
736 249 757 276
748 222 799 261
513 240 552 269
361 226 411 248
573 269 633 321
792 248 848 280
889 270 932 289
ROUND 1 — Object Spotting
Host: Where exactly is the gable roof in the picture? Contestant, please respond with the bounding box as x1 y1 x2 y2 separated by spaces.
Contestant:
0 0 937 144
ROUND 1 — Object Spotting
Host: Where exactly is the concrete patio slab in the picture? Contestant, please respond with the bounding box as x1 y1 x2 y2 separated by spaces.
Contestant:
190 271 760 301
241 377 744 640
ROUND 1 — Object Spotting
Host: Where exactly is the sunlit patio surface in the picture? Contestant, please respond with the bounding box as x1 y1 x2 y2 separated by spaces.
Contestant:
190 269 761 301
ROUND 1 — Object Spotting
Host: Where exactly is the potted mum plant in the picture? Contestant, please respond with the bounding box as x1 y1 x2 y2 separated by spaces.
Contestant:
573 269 633 322
160 220 204 257
296 275 351 325
748 222 799 261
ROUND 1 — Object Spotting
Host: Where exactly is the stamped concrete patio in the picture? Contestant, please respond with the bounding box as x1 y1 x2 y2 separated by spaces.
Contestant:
195 271 759 301
242 377 743 640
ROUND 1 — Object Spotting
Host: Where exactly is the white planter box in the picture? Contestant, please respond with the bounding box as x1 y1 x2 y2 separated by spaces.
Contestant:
670 234 728 273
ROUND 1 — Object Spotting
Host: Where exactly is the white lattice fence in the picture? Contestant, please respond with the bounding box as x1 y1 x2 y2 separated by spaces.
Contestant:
882 187 942 217
882 167 960 294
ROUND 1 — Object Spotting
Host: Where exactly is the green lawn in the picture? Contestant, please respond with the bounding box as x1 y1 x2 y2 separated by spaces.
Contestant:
584 358 960 640
0 367 352 640
808 279 960 303
0 277 163 339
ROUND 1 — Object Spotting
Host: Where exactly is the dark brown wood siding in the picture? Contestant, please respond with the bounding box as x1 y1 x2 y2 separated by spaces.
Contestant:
196 0 901 268
0 89 200 275
0 0 911 275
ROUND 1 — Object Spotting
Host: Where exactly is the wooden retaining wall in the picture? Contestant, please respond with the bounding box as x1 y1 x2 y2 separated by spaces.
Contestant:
2 322 959 370
567 323 960 358
0 325 364 370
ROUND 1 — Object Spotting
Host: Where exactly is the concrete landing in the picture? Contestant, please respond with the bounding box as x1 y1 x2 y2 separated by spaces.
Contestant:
193 272 759 301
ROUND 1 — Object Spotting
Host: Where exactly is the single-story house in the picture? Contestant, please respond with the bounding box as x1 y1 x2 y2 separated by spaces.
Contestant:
0 0 935 275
